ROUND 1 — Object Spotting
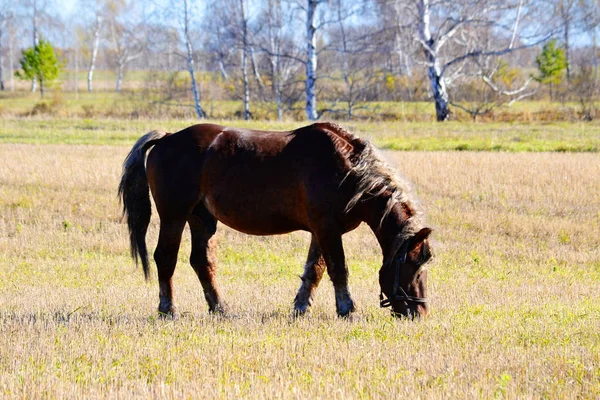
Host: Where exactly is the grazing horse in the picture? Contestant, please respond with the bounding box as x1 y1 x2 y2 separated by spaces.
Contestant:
118 122 433 318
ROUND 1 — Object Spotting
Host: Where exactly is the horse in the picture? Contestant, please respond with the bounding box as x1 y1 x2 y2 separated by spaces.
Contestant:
118 122 433 318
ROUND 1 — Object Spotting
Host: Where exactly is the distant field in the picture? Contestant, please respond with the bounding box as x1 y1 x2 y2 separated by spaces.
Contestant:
0 116 599 152
0 141 598 397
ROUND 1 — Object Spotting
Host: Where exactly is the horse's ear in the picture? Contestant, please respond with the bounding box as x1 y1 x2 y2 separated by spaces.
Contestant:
411 228 432 247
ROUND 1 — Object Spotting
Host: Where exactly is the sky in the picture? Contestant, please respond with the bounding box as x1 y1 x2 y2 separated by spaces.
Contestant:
60 0 77 15
52 0 595 48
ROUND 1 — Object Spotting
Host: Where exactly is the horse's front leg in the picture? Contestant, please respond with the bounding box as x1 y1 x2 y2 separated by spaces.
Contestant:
294 235 326 315
315 229 355 317
154 218 187 318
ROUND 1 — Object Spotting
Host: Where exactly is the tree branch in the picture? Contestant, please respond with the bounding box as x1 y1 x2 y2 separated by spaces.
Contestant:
441 34 552 77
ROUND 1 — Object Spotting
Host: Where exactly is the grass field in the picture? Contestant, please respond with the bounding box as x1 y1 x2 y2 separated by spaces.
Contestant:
0 118 598 398
0 116 599 152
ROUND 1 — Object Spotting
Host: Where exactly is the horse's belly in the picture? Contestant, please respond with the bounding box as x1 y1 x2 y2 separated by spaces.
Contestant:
203 192 307 235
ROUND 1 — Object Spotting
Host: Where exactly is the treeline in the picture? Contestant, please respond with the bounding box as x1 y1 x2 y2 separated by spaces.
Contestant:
1 0 599 121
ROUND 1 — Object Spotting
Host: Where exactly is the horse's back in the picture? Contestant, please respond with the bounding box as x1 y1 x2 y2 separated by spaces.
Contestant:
200 126 312 234
146 123 360 234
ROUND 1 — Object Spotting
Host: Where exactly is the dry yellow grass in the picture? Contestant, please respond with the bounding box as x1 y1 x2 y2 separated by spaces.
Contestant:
0 144 598 398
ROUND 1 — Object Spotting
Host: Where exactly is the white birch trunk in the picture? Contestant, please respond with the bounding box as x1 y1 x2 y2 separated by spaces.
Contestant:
593 31 598 86
8 24 13 92
418 0 450 121
184 0 204 119
241 0 250 120
87 15 102 92
219 60 229 80
404 53 412 78
275 51 282 120
250 47 265 92
75 40 79 98
337 0 352 119
268 0 283 120
0 23 4 91
116 63 124 92
305 0 318 120
31 0 38 93
393 1 411 78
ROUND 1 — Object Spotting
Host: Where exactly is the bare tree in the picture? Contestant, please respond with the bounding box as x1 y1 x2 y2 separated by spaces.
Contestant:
584 0 600 84
106 1 146 92
240 0 251 120
557 0 579 83
328 0 377 119
88 14 102 92
77 0 106 92
0 5 13 91
391 0 553 121
264 0 286 120
293 0 360 120
152 0 204 117
249 47 265 94
205 0 260 119
7 24 14 92
257 0 303 120
204 12 233 80
304 0 323 120
182 0 204 118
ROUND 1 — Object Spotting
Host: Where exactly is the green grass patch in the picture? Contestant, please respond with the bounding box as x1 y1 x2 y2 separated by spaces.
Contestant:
0 117 599 152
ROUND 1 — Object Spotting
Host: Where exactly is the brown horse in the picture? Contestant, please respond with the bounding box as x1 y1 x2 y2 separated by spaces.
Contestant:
118 122 433 318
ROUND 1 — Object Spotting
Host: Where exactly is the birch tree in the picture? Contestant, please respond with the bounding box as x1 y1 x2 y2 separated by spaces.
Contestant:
204 11 233 81
264 0 285 120
106 1 145 92
182 0 204 118
583 0 600 84
32 0 40 92
330 0 377 119
304 0 323 120
88 14 102 92
394 0 553 121
557 0 578 83
300 0 367 120
157 0 204 117
0 5 13 91
23 0 43 92
240 0 251 120
78 0 106 92
256 0 302 120
206 0 258 119
19 0 59 92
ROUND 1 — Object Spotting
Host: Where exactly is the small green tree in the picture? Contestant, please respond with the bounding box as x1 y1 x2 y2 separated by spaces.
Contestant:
535 39 568 100
15 39 61 99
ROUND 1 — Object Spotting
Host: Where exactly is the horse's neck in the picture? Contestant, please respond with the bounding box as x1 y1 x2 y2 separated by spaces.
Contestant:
364 200 410 260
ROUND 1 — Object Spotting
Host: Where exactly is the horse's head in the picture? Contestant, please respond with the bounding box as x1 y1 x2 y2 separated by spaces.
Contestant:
379 227 433 319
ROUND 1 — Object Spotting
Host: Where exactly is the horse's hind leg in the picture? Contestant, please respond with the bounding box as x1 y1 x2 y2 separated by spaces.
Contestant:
155 218 187 318
293 235 326 316
188 204 226 314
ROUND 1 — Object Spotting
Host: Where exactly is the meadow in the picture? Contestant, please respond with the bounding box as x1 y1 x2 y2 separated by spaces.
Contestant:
0 111 599 398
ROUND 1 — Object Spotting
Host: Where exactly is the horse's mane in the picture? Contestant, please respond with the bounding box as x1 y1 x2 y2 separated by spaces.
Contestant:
314 122 424 236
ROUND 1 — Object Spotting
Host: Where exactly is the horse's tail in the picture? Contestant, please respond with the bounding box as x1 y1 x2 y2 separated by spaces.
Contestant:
118 130 168 280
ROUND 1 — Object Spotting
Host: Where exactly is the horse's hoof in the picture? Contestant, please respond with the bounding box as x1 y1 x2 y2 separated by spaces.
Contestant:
293 304 309 318
209 303 228 315
336 300 356 318
158 307 179 320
